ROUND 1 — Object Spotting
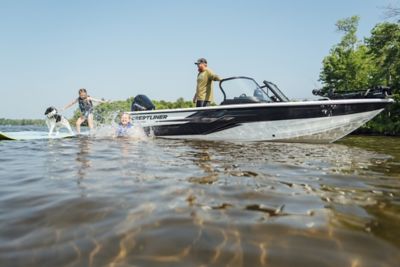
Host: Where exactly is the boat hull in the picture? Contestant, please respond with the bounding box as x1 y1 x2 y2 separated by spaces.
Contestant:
129 99 393 143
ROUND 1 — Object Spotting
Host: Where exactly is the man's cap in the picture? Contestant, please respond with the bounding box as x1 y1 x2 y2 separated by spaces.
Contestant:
194 58 207 65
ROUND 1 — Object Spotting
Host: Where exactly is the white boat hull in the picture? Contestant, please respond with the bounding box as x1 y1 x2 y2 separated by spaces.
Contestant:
129 99 392 143
163 109 382 143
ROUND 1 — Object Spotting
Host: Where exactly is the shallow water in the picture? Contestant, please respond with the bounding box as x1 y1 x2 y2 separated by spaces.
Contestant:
0 126 399 267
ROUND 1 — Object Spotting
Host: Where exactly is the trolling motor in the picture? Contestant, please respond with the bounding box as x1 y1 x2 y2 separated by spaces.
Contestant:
312 86 392 99
131 94 156 111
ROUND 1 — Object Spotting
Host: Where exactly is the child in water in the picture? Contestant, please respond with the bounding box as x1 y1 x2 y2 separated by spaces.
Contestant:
115 113 133 137
63 88 106 134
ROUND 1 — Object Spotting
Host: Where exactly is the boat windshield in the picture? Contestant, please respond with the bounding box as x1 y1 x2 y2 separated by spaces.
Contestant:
262 80 290 102
218 77 272 104
218 76 290 105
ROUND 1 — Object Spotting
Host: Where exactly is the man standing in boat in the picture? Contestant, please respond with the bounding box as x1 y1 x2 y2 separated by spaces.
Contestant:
193 58 221 107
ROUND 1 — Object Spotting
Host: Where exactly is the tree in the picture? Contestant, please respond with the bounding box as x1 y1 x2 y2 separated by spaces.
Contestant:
319 16 375 92
363 22 400 135
335 15 360 50
366 22 400 89
319 17 400 135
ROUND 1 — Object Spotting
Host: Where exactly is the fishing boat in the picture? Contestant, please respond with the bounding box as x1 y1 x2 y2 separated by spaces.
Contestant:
128 76 393 143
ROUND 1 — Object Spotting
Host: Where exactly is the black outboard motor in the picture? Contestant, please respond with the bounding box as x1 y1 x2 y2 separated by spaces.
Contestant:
131 94 155 111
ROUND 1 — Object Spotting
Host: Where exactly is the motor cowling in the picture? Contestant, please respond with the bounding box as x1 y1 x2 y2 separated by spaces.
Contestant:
131 94 156 111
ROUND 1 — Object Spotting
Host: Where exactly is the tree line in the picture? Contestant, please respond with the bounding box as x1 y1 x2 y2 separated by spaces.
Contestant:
71 97 195 125
0 98 195 126
0 118 46 126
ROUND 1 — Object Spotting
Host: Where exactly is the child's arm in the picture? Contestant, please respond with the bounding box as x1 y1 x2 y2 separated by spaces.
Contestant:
89 96 107 103
62 99 78 111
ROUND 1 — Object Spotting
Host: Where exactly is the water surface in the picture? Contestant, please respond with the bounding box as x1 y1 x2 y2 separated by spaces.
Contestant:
0 126 399 266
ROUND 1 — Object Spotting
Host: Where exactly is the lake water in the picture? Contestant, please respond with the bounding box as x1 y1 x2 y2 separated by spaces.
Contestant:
0 126 399 267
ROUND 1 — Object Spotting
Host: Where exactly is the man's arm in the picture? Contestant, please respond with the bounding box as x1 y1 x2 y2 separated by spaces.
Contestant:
208 69 221 81
212 72 221 81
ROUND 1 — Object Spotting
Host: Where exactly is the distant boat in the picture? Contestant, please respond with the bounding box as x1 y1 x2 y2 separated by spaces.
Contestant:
128 76 393 143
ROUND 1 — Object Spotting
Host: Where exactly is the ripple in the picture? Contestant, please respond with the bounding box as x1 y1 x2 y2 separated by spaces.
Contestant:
0 126 399 266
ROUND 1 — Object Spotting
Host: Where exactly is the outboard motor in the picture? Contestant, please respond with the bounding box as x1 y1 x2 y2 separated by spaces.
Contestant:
131 94 156 111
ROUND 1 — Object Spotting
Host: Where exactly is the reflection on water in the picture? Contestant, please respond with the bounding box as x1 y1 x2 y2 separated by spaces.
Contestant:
0 127 399 267
76 137 91 182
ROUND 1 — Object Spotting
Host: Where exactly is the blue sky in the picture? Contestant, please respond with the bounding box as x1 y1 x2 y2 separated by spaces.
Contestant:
0 0 397 119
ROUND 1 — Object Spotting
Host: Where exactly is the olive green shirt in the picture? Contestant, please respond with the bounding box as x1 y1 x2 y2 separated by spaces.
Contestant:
195 68 220 102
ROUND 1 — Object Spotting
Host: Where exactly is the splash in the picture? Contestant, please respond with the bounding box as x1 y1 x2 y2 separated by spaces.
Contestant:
91 111 150 140
119 124 149 140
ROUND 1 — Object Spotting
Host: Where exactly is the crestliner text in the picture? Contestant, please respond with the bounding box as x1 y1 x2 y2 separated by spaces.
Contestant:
132 115 168 120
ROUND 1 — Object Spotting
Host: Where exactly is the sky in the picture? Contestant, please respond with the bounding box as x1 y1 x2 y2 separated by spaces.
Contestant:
0 0 398 119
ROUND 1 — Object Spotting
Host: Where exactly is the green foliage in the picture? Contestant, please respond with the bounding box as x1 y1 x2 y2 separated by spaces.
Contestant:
320 45 375 92
0 118 45 126
357 93 400 135
321 17 400 93
366 22 400 89
320 16 400 135
152 97 195 110
1 98 195 126
320 16 376 92
335 16 360 49
69 97 195 125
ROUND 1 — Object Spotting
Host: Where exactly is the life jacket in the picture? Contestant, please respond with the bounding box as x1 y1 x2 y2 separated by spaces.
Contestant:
78 96 93 113
116 122 132 136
